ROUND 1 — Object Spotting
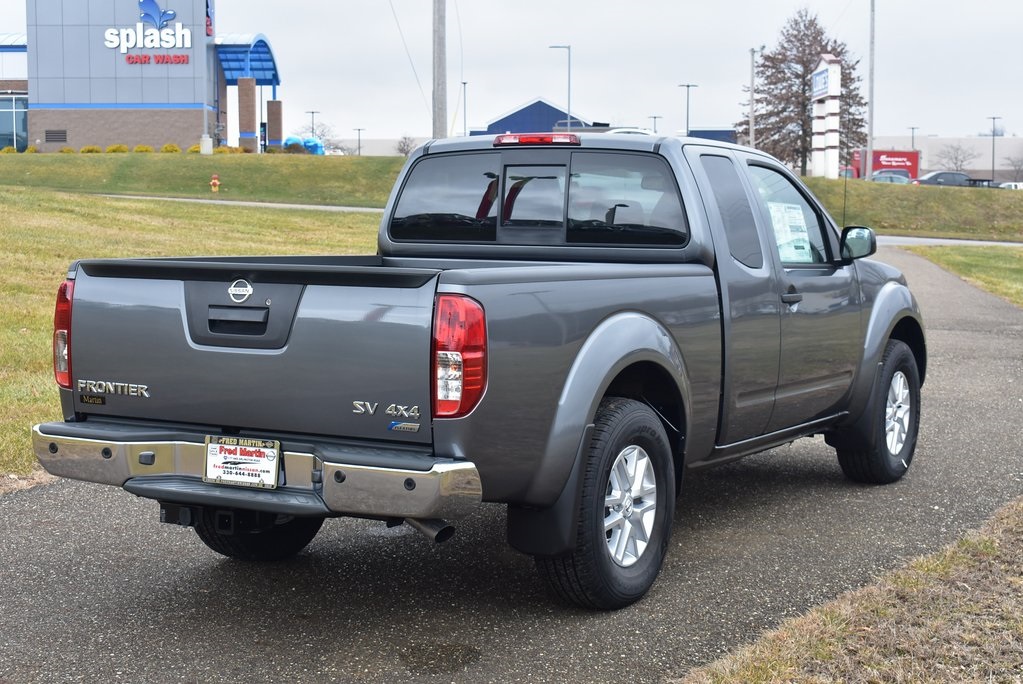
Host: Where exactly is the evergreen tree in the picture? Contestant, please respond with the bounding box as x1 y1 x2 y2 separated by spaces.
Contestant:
738 9 867 174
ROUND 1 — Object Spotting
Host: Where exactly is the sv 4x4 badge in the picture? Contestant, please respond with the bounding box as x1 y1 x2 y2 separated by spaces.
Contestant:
353 402 421 432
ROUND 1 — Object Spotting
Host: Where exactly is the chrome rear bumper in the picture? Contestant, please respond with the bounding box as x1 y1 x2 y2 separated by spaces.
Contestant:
32 424 481 520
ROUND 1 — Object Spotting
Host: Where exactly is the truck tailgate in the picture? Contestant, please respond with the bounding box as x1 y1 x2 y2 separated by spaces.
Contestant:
68 258 439 444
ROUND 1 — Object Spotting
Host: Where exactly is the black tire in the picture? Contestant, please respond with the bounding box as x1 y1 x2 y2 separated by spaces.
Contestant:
194 508 324 561
536 397 675 610
834 339 921 484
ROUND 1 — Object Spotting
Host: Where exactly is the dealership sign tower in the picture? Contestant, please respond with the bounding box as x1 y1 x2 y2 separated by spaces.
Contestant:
810 54 842 179
25 0 281 151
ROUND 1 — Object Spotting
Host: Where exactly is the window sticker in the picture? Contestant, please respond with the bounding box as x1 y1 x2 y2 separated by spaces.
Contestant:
767 202 814 263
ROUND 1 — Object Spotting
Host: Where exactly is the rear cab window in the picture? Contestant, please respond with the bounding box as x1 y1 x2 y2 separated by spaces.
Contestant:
389 150 689 248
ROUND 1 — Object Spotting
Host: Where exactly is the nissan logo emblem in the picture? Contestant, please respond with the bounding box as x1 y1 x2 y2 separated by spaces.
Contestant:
228 279 254 304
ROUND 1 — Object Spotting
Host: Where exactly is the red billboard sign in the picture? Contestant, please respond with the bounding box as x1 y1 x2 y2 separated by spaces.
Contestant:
851 150 920 179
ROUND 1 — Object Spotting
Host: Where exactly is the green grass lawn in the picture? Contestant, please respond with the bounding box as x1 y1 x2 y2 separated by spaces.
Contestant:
2 153 1022 242
1 186 379 476
804 177 1023 242
906 245 1023 306
0 153 405 207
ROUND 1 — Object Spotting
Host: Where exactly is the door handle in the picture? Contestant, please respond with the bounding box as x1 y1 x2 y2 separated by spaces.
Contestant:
781 287 803 305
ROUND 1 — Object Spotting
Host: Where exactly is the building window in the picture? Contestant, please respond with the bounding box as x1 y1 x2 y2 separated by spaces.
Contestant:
0 96 28 152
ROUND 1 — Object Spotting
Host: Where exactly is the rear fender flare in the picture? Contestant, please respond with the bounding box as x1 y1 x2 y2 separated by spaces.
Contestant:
507 312 691 557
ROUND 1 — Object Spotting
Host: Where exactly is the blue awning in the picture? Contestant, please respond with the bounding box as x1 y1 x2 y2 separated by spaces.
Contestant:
0 33 27 53
214 34 279 86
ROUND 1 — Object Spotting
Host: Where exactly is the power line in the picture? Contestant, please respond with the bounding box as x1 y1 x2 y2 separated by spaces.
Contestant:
388 0 431 118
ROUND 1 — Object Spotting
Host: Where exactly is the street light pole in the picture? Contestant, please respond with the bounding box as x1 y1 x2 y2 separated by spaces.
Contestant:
305 110 320 136
988 116 1001 183
649 115 661 133
462 81 468 137
549 45 571 130
354 128 365 156
749 48 757 147
908 126 919 150
679 83 698 136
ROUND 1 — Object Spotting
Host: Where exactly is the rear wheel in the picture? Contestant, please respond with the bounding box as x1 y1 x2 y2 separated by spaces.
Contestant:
194 508 324 561
536 397 675 610
834 339 921 484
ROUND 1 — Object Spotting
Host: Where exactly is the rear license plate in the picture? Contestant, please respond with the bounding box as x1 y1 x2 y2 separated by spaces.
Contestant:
203 436 280 489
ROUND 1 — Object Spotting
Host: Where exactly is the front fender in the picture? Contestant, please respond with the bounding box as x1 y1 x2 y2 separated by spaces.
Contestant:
843 278 925 428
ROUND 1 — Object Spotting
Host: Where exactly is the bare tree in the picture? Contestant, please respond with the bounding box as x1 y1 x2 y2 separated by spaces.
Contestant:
935 144 980 172
1005 154 1023 182
395 135 418 157
736 9 867 174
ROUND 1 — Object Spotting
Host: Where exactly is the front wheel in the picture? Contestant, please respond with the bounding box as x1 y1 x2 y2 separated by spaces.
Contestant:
194 508 324 561
834 339 921 484
536 397 675 610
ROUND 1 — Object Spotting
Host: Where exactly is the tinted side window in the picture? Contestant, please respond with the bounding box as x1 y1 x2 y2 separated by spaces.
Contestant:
390 153 499 242
567 153 687 246
747 165 829 265
699 155 764 269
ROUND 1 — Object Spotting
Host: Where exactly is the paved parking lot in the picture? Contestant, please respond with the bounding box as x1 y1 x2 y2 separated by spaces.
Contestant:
2 248 1021 683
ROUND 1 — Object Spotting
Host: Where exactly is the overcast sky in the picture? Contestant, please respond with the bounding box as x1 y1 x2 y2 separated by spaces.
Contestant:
4 1 1022 143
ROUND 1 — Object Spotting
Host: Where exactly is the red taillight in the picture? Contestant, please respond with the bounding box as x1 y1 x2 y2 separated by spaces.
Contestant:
494 133 580 146
432 294 487 418
53 280 74 389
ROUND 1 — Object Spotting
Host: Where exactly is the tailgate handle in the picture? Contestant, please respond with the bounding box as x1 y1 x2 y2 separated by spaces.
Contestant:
208 306 269 324
207 306 270 336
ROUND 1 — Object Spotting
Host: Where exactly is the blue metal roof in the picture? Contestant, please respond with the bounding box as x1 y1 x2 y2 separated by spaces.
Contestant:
214 34 279 86
0 33 27 53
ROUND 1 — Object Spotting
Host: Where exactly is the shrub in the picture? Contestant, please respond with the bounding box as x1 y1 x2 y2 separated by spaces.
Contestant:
60 146 76 154
213 146 231 155
24 145 39 153
186 144 200 153
0 146 17 154
80 145 102 154
284 142 307 154
133 144 154 153
163 143 183 153
105 144 129 153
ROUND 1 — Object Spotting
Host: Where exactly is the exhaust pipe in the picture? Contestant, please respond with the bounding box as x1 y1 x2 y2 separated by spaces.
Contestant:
406 517 455 543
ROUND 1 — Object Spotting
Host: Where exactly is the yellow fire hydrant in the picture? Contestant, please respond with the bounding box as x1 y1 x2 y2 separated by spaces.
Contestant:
210 174 221 193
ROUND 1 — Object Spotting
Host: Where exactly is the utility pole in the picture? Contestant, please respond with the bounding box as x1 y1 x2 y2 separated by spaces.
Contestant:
462 81 468 137
549 45 572 130
908 126 919 150
679 83 698 136
865 0 875 178
432 0 447 139
305 110 320 136
354 128 365 156
649 115 661 133
989 116 1001 183
749 49 757 147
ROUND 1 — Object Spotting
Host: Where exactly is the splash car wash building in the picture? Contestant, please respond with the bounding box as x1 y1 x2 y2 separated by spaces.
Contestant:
11 0 282 151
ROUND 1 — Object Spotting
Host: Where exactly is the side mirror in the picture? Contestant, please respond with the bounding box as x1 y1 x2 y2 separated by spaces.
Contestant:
840 226 876 261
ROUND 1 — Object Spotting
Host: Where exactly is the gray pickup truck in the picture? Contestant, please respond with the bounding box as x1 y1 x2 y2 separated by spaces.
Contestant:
34 133 925 609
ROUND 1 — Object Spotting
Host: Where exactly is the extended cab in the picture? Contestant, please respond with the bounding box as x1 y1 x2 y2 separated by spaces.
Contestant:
34 133 925 609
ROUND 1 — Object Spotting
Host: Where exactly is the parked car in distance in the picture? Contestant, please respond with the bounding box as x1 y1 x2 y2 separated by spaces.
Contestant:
872 169 912 181
603 127 656 136
999 182 1023 190
912 171 971 186
872 174 911 184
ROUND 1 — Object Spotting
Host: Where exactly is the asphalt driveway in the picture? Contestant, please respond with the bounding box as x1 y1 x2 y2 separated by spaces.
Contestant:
2 247 1021 683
